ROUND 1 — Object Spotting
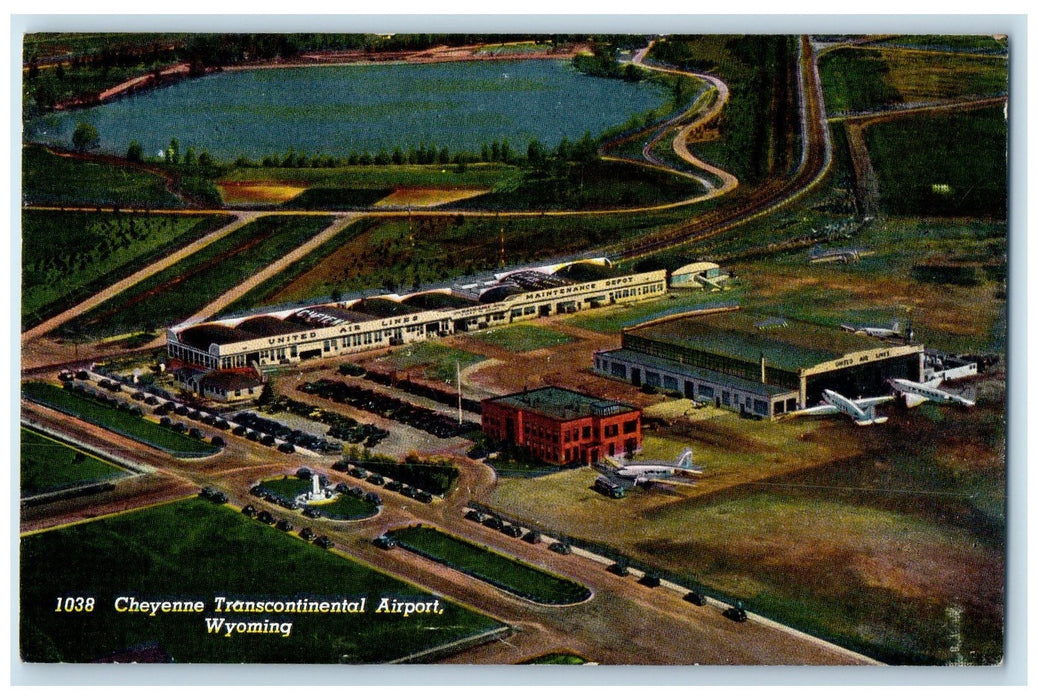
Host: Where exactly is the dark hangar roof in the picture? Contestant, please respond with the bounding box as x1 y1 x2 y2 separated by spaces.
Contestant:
625 312 896 373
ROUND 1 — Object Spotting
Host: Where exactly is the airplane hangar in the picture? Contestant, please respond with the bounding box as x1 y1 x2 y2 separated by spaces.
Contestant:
593 309 925 419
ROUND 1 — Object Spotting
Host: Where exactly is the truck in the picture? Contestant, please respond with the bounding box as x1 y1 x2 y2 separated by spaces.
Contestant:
594 476 626 499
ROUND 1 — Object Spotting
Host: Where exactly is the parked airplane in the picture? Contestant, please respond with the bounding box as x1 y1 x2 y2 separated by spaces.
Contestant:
600 447 703 484
839 320 912 341
888 378 976 408
794 389 894 426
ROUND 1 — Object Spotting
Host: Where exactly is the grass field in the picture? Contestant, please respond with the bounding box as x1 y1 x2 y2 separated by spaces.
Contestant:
22 382 219 457
729 218 1006 354
20 498 501 663
391 526 590 605
22 145 184 208
471 324 576 353
381 342 487 384
820 47 1007 114
871 35 1008 54
20 427 128 495
22 211 228 328
220 218 366 314
819 49 902 114
221 163 518 190
485 396 1005 663
864 107 1007 218
57 215 334 338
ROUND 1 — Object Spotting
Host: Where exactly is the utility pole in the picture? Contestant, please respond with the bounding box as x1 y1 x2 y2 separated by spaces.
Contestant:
457 358 463 425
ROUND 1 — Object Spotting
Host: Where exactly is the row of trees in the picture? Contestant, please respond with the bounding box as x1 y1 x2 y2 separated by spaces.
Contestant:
224 132 600 170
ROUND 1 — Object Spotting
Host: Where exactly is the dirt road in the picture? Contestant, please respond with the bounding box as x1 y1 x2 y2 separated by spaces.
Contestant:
21 211 260 344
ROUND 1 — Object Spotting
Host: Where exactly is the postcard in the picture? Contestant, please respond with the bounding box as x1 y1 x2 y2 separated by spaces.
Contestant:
17 26 1010 672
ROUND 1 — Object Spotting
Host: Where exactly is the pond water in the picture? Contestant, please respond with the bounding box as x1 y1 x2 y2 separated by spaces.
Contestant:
28 60 668 160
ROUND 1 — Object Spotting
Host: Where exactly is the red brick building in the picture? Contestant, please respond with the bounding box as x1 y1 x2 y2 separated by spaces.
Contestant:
481 386 642 466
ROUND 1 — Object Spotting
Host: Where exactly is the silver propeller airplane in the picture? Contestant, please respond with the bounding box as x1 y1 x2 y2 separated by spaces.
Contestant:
794 389 894 426
888 378 976 408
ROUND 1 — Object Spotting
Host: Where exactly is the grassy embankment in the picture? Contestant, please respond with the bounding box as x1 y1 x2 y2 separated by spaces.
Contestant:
22 382 219 457
22 145 185 208
390 525 591 605
20 498 501 662
471 324 576 353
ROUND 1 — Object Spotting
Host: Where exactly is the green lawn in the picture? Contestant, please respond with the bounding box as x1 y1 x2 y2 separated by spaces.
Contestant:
390 526 590 605
21 382 218 458
20 427 128 495
260 476 311 500
20 498 502 663
57 215 334 338
472 324 576 353
385 342 486 384
22 210 229 328
22 145 185 208
313 493 378 520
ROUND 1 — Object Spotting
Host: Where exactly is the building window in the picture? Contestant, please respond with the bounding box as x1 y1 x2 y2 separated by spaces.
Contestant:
623 420 637 434
753 399 768 415
582 426 591 439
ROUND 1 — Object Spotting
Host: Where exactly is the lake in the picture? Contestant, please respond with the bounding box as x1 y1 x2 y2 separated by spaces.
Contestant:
28 60 669 160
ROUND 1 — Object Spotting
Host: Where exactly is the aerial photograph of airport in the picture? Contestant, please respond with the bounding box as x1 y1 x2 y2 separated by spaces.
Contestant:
18 29 1009 669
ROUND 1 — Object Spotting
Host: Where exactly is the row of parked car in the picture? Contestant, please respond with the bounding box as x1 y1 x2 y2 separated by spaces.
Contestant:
460 508 738 619
300 379 478 439
333 463 435 504
233 412 341 454
240 504 333 549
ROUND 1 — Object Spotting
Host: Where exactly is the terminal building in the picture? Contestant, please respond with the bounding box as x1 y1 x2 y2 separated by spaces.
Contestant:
481 386 642 465
594 309 925 419
166 260 666 371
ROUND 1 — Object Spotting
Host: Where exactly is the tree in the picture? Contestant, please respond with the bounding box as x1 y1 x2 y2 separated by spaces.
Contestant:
71 122 100 152
166 137 180 165
126 140 143 162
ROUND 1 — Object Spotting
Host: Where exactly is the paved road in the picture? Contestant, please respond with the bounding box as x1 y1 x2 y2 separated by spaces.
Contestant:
21 381 877 666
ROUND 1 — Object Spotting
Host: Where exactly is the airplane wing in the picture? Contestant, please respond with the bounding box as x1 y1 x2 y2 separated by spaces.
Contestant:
793 404 840 417
854 396 894 409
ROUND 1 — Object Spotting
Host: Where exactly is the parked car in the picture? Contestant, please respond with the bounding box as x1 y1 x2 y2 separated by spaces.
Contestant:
548 541 572 555
684 590 707 606
724 603 748 623
276 519 294 532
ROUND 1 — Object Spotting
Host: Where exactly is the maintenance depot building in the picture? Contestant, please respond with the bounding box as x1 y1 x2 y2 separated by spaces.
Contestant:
166 263 666 371
482 387 642 465
594 309 925 420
